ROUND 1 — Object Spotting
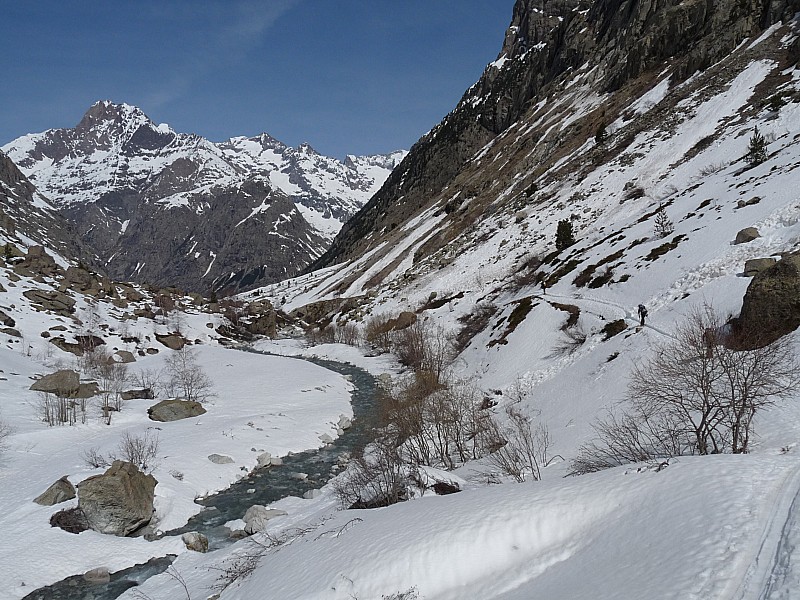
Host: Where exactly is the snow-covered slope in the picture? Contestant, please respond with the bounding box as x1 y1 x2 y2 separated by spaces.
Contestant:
1 102 406 293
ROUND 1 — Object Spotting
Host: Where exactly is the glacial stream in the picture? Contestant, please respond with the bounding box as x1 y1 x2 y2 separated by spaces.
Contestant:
23 350 380 600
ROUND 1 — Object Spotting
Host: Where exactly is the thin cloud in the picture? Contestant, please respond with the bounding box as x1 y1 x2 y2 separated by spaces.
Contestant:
145 0 302 110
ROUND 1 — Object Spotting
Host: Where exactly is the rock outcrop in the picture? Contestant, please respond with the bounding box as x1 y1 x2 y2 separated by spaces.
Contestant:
738 252 800 346
76 461 157 536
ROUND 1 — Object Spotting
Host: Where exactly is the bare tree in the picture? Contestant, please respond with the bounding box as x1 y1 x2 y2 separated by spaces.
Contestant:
97 361 129 424
164 346 214 402
572 305 799 474
486 406 558 481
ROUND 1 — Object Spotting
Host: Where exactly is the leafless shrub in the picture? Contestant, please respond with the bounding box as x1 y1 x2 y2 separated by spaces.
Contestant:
485 407 558 481
550 323 588 357
164 347 214 402
571 304 799 474
333 322 361 346
83 446 111 469
36 391 78 426
132 368 163 399
364 314 393 352
698 162 726 177
306 324 335 346
333 437 409 509
454 302 498 353
114 430 160 472
97 361 129 423
391 319 454 385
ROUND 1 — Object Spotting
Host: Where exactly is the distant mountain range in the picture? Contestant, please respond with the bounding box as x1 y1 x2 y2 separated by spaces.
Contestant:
2 101 406 293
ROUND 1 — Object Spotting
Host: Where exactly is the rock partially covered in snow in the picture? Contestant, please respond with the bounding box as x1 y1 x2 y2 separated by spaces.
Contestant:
257 452 272 468
337 414 352 430
243 505 288 534
77 461 157 536
33 475 75 506
82 567 111 584
29 369 80 397
181 531 209 553
208 454 235 464
148 399 206 422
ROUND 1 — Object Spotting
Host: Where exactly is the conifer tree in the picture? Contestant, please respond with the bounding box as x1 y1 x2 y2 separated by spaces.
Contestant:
654 205 674 238
746 127 767 166
556 219 576 251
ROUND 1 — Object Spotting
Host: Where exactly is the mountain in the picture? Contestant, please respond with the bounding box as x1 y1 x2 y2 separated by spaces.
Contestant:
0 150 94 268
314 0 800 271
2 101 406 294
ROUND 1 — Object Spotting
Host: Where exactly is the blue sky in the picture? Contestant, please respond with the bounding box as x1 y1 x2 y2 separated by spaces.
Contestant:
1 1 516 159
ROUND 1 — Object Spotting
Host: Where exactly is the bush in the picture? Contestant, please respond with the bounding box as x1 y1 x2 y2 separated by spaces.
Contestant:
164 347 213 402
454 302 498 353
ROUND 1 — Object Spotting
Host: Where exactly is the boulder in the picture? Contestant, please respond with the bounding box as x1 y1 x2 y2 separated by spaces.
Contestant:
34 476 76 506
181 531 209 553
738 252 800 347
23 289 76 315
77 461 157 536
208 454 234 464
114 350 136 363
243 505 288 534
734 227 760 244
30 369 80 397
49 337 85 356
148 399 206 422
74 382 101 399
155 333 185 350
121 388 154 401
0 309 15 328
16 245 59 277
50 506 89 534
83 567 111 584
337 415 352 430
256 452 272 468
744 257 777 277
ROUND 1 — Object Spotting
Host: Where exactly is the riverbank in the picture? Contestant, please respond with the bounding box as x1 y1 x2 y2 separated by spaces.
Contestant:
0 343 354 599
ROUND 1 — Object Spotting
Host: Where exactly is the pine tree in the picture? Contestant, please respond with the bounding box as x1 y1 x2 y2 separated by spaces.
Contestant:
746 127 767 166
654 205 674 238
556 219 576 251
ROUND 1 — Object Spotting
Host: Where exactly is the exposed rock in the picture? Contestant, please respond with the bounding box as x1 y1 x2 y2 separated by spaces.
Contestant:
148 399 206 422
121 388 154 401
50 506 89 534
0 309 15 327
146 347 159 354
337 415 352 430
76 334 105 352
77 460 157 536
256 452 273 468
303 489 322 500
387 311 417 331
243 505 288 534
83 567 111 584
155 332 185 350
738 252 800 347
744 257 777 277
16 245 60 277
30 369 80 396
208 454 234 464
181 531 209 553
114 350 136 363
34 476 76 506
1 327 21 337
74 382 101 399
49 337 85 356
23 289 76 315
735 227 761 244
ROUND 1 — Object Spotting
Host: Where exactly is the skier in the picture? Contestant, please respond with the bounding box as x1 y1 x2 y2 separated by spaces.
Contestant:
637 304 648 327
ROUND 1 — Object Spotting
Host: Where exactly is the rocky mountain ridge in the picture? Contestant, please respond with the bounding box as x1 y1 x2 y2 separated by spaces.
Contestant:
315 0 800 272
2 101 405 294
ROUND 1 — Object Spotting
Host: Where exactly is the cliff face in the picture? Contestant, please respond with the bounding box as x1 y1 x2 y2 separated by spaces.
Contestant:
316 0 800 270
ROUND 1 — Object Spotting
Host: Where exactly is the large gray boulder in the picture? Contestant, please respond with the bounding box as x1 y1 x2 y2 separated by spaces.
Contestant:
734 227 761 245
30 370 80 397
148 399 206 422
181 531 209 553
155 333 185 350
34 476 76 506
77 461 157 536
738 252 800 347
23 289 76 315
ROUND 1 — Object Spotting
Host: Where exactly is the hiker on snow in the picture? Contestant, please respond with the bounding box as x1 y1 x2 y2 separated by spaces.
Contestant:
637 304 648 327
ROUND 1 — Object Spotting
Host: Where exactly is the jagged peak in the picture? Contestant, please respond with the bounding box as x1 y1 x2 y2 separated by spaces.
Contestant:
76 100 152 133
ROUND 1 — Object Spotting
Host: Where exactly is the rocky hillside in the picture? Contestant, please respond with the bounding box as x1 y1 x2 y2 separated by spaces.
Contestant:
315 0 800 272
2 102 405 294
0 150 93 268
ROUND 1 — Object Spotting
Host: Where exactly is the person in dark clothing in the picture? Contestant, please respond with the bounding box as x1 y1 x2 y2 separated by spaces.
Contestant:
637 304 648 326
